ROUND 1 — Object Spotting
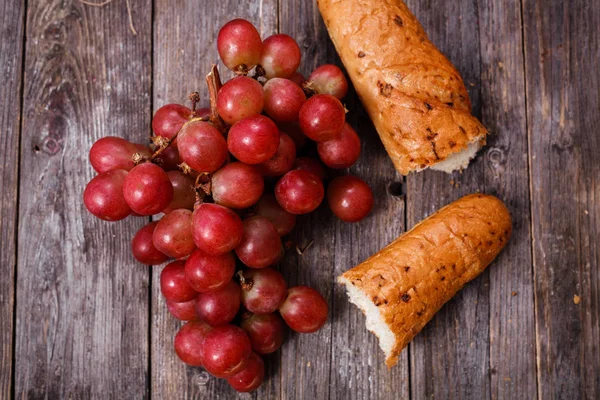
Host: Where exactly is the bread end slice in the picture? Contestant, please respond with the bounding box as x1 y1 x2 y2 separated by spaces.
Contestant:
430 139 483 173
337 275 397 366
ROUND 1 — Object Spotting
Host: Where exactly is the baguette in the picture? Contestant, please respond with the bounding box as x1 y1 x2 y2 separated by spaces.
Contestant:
338 194 511 367
317 0 488 175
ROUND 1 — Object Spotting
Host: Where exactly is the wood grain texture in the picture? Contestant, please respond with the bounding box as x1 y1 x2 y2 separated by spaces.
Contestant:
277 2 336 400
523 0 600 398
150 1 278 399
6 0 599 398
280 1 410 399
14 0 152 398
477 1 538 398
0 0 25 398
327 96 411 400
404 1 491 399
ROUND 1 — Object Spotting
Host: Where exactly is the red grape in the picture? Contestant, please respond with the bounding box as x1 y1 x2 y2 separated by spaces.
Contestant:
212 163 264 209
122 162 173 215
89 136 151 173
217 76 264 125
191 203 244 255
84 169 131 221
227 115 280 164
152 104 192 140
235 217 283 268
240 268 287 314
259 34 301 79
289 71 305 87
226 352 265 392
298 94 346 142
293 157 326 180
163 171 195 213
131 221 169 265
177 120 227 173
200 325 252 378
327 176 374 222
195 107 211 119
159 145 181 171
240 312 285 354
257 133 296 177
195 280 241 326
160 260 198 303
185 248 235 293
307 64 348 99
278 122 306 150
174 320 211 366
254 194 296 236
279 286 328 333
153 209 195 258
263 78 306 122
166 298 199 321
317 123 361 169
274 170 324 215
134 143 151 154
217 19 262 72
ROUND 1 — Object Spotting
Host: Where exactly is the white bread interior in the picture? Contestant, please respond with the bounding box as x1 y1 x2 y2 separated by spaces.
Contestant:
338 276 395 360
430 140 483 173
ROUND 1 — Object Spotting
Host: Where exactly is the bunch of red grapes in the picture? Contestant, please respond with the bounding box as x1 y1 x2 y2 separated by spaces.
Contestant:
83 18 374 392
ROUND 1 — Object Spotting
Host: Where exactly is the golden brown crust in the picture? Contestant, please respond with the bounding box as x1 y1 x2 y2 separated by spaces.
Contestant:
339 194 512 366
317 0 488 174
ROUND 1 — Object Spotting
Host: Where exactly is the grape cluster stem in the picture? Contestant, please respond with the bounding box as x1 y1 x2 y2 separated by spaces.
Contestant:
206 65 228 134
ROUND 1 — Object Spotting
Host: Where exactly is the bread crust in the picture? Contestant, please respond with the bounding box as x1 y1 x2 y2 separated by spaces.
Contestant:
317 0 488 175
339 194 512 366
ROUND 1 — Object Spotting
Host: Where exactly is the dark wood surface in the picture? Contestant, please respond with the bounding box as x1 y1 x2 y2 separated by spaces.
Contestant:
0 0 25 398
523 1 600 399
405 1 538 399
2 0 598 399
405 1 492 399
13 0 152 398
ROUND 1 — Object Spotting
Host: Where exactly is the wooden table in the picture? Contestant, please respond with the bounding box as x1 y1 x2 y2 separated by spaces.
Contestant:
1 0 598 398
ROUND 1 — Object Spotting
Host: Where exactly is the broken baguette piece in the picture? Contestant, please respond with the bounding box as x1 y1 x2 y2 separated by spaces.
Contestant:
338 194 512 367
317 0 488 175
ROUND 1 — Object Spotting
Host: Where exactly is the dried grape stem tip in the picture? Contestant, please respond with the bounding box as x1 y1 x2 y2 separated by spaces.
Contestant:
189 92 201 113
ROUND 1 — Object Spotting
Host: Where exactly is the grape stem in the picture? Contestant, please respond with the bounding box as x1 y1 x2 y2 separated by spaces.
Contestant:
206 65 228 135
194 172 212 202
132 137 174 166
189 92 201 114
148 134 177 162
301 81 317 97
147 114 208 164
233 64 249 76
250 65 266 80
179 162 193 175
236 270 253 291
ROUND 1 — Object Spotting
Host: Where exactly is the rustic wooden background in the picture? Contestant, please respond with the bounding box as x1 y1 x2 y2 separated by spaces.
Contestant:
1 0 598 398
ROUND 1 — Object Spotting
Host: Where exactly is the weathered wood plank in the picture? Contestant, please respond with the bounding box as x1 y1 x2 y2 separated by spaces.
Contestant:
150 1 278 398
277 3 336 400
404 1 491 399
0 0 25 398
279 2 411 399
405 0 539 398
15 0 152 398
477 1 538 398
327 94 411 400
523 0 600 398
